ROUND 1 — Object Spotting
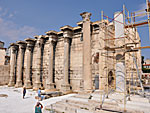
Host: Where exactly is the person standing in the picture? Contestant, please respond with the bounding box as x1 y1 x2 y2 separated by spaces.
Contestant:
35 102 43 113
23 87 26 99
38 88 41 100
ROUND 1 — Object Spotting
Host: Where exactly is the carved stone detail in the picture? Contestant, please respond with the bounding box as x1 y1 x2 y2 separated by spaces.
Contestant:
64 37 70 43
80 12 92 22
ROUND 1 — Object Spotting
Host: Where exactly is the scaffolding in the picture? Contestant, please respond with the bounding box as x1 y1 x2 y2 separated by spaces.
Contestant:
99 0 150 112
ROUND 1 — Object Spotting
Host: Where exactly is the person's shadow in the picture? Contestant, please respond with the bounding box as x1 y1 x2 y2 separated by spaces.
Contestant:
24 97 30 99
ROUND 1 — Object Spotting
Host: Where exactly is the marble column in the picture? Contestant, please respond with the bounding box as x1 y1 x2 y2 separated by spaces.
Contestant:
8 43 18 86
33 35 45 90
80 12 92 91
15 41 26 88
60 25 73 93
24 38 35 89
45 31 57 91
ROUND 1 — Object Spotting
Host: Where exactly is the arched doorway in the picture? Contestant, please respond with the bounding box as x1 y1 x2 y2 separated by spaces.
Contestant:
108 71 114 86
94 75 99 90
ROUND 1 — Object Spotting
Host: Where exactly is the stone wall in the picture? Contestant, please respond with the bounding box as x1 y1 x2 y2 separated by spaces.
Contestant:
91 30 100 89
0 49 6 65
54 39 65 90
0 65 10 85
70 35 83 91
7 12 142 93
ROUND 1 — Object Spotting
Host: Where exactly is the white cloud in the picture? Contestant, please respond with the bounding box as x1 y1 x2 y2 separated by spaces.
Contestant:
0 7 2 11
0 17 38 41
0 7 16 19
0 9 8 17
0 7 39 47
8 13 14 18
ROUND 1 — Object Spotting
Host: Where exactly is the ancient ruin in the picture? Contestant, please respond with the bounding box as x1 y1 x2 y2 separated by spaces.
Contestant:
0 41 10 85
1 1 150 112
7 11 141 94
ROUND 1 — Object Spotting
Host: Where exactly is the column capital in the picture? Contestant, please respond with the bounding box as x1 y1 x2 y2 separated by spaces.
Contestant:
34 35 45 48
46 30 58 42
10 43 18 52
60 25 73 38
25 38 35 43
10 43 18 46
46 30 57 36
16 41 26 49
34 35 46 40
25 38 35 51
80 12 92 22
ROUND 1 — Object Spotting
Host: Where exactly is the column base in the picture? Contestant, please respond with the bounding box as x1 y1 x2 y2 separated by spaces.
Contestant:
24 80 32 89
45 88 57 92
84 83 93 91
15 80 23 88
61 84 72 94
83 89 93 93
8 81 15 87
33 81 42 91
8 77 15 87
45 83 56 92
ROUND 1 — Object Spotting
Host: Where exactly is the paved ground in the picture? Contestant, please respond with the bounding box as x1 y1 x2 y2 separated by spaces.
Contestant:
0 86 76 113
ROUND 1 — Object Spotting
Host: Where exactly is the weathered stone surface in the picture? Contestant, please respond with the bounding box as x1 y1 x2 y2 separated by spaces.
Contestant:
24 38 35 89
81 12 92 91
0 49 6 65
8 43 18 86
0 65 10 85
45 92 146 113
5 12 142 94
15 41 26 88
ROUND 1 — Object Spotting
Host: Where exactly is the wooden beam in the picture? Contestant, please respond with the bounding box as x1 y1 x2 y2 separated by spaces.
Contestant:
125 21 148 28
134 46 150 49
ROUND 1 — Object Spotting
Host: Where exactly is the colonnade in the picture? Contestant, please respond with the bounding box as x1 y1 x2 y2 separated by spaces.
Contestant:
8 32 59 91
8 12 93 93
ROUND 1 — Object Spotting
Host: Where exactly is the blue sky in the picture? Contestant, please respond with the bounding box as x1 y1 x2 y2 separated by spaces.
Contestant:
0 0 149 59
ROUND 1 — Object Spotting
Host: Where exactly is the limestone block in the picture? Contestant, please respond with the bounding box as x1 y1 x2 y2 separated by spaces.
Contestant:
0 65 10 85
0 49 6 65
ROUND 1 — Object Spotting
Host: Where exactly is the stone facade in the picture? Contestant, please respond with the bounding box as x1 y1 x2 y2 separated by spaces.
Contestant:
0 41 4 48
0 65 10 85
0 41 6 65
7 12 142 93
0 48 6 65
0 41 10 86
